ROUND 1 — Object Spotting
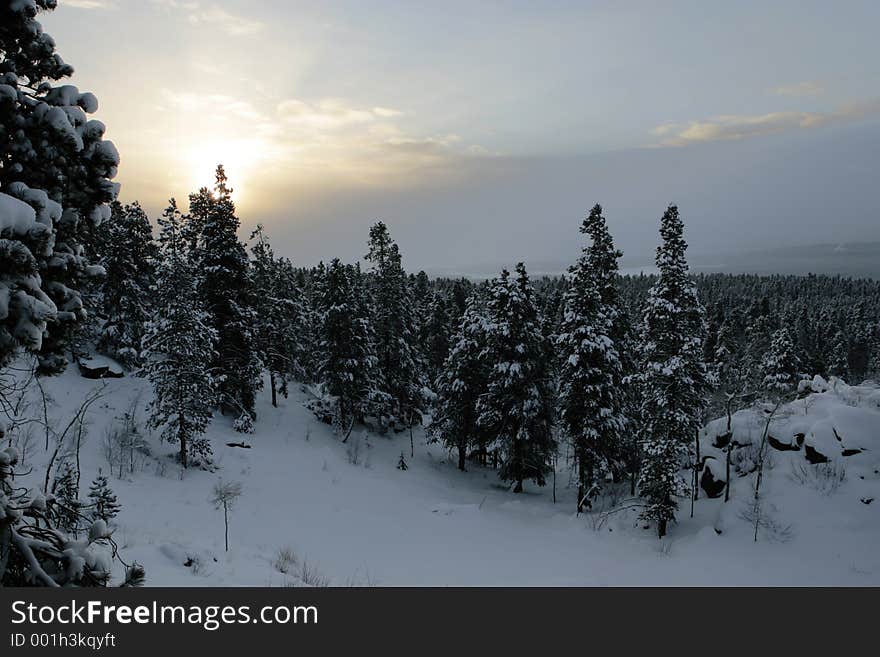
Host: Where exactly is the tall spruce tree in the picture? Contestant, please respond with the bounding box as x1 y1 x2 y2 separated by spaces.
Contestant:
97 201 157 368
558 205 627 512
0 0 121 373
827 330 849 379
364 222 423 430
250 225 305 406
761 327 801 394
637 205 709 538
189 166 260 423
0 190 57 366
142 199 219 469
431 294 489 471
317 259 379 438
422 291 452 385
477 264 555 492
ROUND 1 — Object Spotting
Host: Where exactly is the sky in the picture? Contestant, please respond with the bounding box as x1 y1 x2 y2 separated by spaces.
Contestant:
44 0 880 271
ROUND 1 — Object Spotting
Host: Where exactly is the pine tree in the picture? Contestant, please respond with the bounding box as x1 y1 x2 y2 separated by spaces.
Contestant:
431 294 489 471
558 205 627 512
50 460 81 535
422 291 452 384
87 471 121 525
761 327 801 395
364 222 423 430
97 201 157 368
637 205 709 538
827 330 849 379
300 261 327 383
189 166 261 423
316 259 379 438
250 225 306 406
477 264 556 493
714 314 744 390
0 0 120 373
0 190 57 366
142 199 219 469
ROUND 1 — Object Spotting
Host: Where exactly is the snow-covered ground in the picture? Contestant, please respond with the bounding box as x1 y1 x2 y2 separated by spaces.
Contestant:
9 367 880 586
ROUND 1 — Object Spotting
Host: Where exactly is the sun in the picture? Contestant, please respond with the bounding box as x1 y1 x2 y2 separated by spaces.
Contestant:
183 138 265 205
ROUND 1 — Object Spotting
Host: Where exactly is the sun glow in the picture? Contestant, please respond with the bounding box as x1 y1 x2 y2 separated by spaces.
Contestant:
182 137 267 206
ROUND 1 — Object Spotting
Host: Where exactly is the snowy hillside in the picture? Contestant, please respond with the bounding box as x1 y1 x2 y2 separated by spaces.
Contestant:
8 366 879 586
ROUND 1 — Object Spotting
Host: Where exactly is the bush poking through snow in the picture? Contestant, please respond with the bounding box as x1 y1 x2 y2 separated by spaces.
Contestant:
789 461 846 495
295 558 330 588
273 546 298 575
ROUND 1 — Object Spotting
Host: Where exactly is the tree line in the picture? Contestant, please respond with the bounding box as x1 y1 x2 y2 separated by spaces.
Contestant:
2 1 879 586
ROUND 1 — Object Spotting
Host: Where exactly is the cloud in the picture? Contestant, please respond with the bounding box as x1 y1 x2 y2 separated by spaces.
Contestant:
160 90 266 123
64 0 116 8
652 99 880 147
277 99 387 130
149 1 261 35
150 0 200 9
773 81 824 97
155 90 485 192
187 5 263 36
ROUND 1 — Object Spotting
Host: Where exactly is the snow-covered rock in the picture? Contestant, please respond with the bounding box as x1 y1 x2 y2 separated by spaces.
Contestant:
78 355 124 379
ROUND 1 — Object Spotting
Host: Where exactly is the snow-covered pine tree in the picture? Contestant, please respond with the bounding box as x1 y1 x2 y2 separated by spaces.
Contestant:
422 290 452 385
87 471 120 525
744 303 776 384
827 330 849 379
0 191 57 366
0 0 120 373
49 460 81 535
189 166 261 424
431 294 489 471
250 225 306 406
1 442 143 586
142 199 219 469
477 264 555 492
558 205 627 512
846 301 873 381
97 201 157 368
364 222 423 430
760 327 801 395
316 258 379 438
637 204 709 538
714 312 744 390
300 261 327 383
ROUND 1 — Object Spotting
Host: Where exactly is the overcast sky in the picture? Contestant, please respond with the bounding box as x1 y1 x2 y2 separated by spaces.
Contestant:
46 0 880 270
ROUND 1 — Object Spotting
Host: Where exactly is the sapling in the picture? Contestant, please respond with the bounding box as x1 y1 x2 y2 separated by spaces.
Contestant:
211 480 242 552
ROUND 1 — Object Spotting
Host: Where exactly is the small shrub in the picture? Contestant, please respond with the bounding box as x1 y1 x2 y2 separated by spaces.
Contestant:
273 547 299 575
789 461 846 495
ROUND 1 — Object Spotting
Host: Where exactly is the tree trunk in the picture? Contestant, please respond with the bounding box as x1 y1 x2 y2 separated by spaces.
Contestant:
724 395 734 503
514 478 523 493
223 504 229 552
179 421 188 470
576 451 585 513
724 444 732 502
457 442 466 471
270 371 278 408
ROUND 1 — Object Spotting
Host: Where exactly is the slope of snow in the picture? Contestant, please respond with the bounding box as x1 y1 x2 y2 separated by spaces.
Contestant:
8 367 880 586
